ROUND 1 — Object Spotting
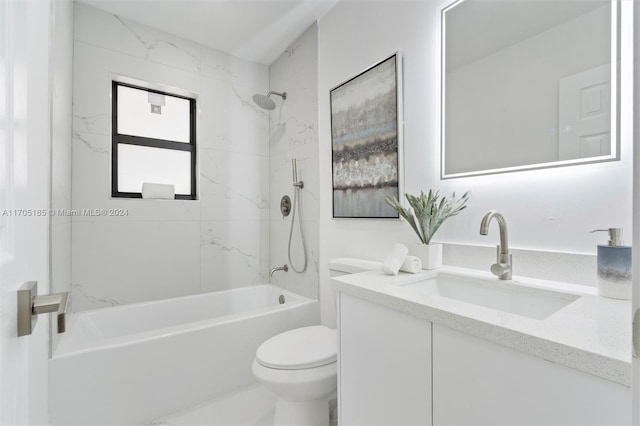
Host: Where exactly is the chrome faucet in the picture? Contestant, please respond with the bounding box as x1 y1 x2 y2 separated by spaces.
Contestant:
269 264 288 278
479 210 512 280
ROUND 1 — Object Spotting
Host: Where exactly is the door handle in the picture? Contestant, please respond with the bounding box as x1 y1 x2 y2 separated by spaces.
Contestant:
17 281 68 337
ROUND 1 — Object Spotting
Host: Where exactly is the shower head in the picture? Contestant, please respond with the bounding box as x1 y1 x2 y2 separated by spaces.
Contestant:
252 91 287 111
252 94 276 110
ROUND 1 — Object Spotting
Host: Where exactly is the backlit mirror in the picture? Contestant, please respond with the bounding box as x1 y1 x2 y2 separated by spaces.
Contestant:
441 0 619 178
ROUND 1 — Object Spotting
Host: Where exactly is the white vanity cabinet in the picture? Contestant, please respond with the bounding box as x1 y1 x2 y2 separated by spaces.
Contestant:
432 324 631 426
338 293 432 425
338 292 631 426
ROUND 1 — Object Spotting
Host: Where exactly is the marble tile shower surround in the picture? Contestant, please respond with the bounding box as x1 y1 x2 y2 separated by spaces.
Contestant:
268 25 320 300
71 3 276 311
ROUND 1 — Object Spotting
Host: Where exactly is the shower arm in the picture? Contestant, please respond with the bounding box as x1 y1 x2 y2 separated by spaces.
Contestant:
267 91 287 100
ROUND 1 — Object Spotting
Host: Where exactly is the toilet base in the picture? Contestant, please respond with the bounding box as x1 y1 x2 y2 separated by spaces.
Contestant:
273 397 330 426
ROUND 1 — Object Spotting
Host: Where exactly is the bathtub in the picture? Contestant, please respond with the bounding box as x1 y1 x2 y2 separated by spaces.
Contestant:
49 284 319 425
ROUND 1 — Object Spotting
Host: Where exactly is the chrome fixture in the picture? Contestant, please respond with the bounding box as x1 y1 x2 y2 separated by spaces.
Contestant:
281 195 291 218
270 264 288 278
479 210 512 280
252 91 287 111
292 158 304 189
288 158 307 273
17 281 69 336
590 228 624 245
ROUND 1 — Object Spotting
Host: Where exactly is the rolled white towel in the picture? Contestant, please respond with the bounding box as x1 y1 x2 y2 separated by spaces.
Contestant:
381 243 409 275
142 182 175 199
399 255 422 274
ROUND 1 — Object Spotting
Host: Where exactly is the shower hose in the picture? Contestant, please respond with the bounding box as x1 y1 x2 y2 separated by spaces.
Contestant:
287 185 307 273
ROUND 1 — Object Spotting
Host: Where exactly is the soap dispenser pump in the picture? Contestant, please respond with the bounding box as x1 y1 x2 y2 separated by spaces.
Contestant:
590 228 632 300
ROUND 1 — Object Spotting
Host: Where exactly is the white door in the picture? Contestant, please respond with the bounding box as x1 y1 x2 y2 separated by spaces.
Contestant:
558 64 611 160
633 3 640 425
0 0 52 424
634 103 640 426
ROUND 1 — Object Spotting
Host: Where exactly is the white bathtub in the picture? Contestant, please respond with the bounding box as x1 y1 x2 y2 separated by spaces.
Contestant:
49 285 319 425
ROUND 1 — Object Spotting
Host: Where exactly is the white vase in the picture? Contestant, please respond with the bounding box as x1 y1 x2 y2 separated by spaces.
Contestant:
410 243 442 270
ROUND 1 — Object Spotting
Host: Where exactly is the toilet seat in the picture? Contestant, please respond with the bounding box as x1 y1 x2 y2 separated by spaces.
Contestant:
256 325 336 370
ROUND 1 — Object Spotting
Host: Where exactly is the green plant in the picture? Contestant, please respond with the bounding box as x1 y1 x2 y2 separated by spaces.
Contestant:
385 189 470 244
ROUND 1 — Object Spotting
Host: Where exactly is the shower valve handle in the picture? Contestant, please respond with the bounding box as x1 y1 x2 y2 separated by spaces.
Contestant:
280 195 291 218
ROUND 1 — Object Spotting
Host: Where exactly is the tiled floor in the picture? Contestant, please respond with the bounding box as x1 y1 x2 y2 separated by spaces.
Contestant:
148 384 276 426
148 384 337 426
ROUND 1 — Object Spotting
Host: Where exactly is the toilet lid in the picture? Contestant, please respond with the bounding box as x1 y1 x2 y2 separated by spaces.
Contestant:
256 326 337 370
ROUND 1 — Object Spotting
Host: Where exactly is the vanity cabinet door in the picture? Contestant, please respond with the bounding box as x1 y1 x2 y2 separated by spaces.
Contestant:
432 324 631 426
338 293 432 426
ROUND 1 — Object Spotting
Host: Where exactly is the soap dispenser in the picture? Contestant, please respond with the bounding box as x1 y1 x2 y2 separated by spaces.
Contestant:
590 228 632 300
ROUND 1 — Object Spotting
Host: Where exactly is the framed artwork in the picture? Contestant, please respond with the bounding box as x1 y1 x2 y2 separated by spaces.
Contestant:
330 52 402 218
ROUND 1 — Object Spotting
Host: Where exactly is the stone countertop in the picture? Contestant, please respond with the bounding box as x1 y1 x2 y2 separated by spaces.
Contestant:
332 266 632 386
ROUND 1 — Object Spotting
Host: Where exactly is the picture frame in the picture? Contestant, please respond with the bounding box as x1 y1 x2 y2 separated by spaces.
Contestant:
330 52 403 219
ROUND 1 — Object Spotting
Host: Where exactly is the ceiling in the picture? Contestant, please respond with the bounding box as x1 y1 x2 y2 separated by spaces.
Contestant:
77 0 339 65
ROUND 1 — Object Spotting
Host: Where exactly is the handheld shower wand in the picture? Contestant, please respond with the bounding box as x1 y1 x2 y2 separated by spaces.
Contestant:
288 159 307 273
292 158 303 189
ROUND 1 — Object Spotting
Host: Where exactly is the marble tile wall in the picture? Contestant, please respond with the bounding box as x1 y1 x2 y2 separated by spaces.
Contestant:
268 25 319 300
71 3 270 311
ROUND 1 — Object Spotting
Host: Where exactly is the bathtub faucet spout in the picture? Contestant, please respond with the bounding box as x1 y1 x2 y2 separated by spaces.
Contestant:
269 264 288 278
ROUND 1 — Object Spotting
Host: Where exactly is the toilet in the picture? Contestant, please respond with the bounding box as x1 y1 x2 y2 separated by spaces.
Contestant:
252 258 381 426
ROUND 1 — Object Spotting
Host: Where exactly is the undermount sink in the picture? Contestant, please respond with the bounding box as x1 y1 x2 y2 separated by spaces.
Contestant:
399 273 580 320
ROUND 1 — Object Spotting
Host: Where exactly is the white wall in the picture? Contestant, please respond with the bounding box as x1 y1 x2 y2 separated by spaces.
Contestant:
318 1 633 326
71 4 270 311
268 24 319 299
632 2 640 422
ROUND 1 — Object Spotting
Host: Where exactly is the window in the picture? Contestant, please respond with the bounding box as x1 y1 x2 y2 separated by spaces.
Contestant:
112 81 196 199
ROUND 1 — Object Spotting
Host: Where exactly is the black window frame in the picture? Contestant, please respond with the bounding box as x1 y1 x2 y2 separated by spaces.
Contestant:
111 81 197 200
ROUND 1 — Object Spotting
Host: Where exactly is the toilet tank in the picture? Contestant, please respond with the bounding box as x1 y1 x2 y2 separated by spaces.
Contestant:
327 258 381 322
328 258 381 277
